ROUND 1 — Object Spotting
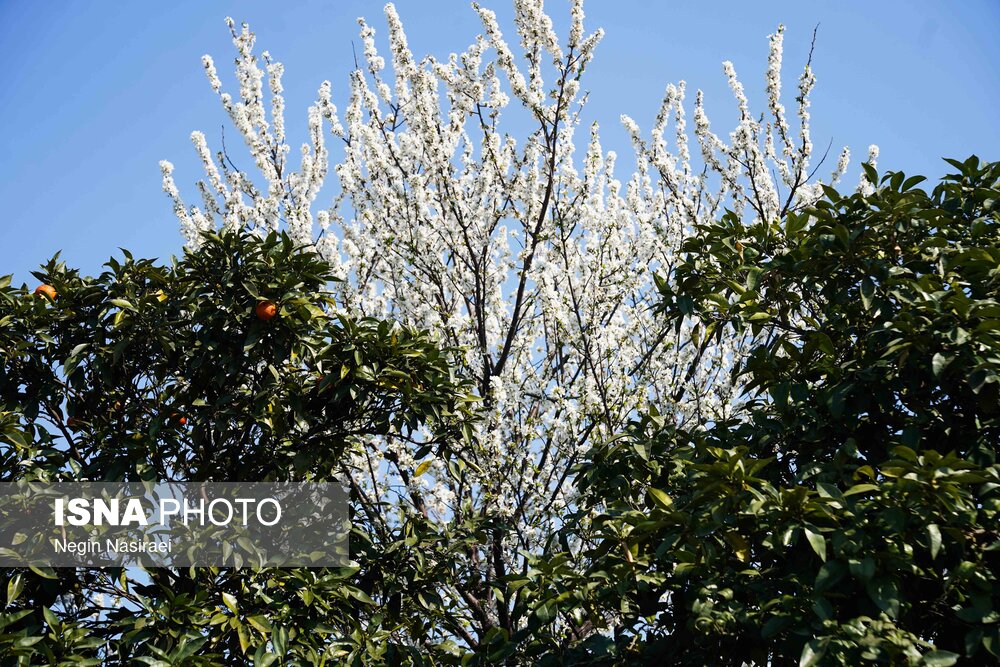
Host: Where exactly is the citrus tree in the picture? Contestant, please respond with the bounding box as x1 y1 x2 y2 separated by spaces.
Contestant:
570 158 1000 664
0 229 481 664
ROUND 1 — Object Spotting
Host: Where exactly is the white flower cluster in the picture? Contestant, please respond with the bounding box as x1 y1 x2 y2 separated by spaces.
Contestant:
162 0 873 642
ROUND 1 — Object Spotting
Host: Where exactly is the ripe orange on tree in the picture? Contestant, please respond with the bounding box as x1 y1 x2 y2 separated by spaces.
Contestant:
255 300 278 321
34 284 57 300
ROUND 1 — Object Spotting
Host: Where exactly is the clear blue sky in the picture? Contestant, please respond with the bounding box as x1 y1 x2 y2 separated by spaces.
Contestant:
1 1 998 285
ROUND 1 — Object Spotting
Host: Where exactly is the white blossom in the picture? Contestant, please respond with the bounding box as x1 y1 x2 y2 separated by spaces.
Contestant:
201 55 222 93
162 1 875 645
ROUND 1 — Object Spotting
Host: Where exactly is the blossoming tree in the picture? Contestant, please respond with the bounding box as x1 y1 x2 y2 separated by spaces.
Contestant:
161 0 870 653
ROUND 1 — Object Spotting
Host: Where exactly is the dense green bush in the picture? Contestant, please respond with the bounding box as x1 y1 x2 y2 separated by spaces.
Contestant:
574 158 1000 664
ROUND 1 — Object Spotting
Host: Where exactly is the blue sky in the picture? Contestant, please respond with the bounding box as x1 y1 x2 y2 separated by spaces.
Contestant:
1 0 998 285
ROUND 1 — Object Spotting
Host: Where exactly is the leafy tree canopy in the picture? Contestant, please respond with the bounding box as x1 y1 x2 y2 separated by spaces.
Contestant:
571 157 1000 665
0 229 479 664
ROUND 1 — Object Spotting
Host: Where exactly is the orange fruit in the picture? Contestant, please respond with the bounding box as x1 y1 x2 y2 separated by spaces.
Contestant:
34 284 57 300
255 300 278 321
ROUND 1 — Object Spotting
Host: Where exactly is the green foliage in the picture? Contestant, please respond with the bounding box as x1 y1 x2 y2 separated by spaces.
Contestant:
574 158 1000 664
1 229 471 484
0 230 479 664
4 157 1000 664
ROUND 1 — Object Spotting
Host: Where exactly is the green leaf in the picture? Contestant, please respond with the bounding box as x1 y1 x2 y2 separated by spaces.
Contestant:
745 267 764 292
860 277 875 310
272 625 289 657
6 573 23 606
42 606 60 629
246 615 271 633
726 533 750 562
804 527 827 562
861 162 878 186
969 368 990 394
932 353 951 378
254 652 279 667
786 212 809 235
800 639 826 667
928 523 942 560
236 622 251 654
344 586 374 605
173 636 209 661
67 342 90 359
867 578 900 617
109 298 137 311
761 615 788 639
631 440 650 461
15 635 43 648
535 600 558 623
812 596 833 621
922 650 959 666
0 609 33 630
849 556 876 583
814 560 845 591
647 487 673 509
